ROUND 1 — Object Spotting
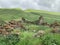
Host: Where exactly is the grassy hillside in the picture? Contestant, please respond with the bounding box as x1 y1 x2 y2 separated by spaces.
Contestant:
0 9 60 23
0 9 60 45
26 9 60 15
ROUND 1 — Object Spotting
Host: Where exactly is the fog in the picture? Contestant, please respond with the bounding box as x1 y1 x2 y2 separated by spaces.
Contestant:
0 0 60 12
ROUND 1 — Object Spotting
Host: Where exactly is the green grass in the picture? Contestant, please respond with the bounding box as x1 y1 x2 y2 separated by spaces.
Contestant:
0 9 60 45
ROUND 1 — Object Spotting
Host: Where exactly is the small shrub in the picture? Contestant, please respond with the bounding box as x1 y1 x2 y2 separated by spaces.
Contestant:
0 34 20 45
41 36 60 45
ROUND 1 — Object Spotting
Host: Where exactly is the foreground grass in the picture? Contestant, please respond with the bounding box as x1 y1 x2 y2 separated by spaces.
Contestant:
16 31 60 45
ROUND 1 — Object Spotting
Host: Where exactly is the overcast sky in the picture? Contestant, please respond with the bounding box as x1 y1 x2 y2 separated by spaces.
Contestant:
0 0 60 12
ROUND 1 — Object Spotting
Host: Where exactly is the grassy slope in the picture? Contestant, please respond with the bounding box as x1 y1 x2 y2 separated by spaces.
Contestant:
0 9 60 23
26 9 60 23
26 9 60 15
0 9 60 45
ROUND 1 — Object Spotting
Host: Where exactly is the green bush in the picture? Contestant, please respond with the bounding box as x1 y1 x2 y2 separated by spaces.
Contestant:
41 36 60 45
0 34 20 45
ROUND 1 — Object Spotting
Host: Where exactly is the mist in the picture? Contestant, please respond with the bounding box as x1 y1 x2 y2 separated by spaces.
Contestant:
0 0 60 12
